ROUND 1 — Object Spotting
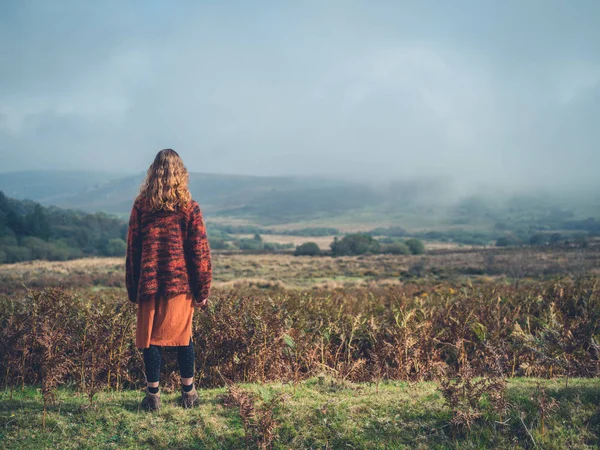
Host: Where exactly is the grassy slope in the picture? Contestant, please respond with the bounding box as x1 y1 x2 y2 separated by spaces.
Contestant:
1 378 599 449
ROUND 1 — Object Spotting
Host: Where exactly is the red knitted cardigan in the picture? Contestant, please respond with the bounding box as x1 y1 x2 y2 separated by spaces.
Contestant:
125 196 212 304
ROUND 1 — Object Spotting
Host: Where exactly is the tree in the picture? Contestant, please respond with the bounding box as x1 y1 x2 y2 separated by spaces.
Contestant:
529 234 549 246
294 242 321 256
25 204 51 239
209 238 228 250
549 233 563 246
0 191 128 264
496 234 522 247
405 238 425 255
105 238 127 256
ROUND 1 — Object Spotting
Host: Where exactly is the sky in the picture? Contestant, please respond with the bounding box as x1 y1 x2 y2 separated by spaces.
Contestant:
1 0 599 192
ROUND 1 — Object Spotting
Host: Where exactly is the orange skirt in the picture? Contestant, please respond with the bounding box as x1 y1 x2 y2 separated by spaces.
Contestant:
136 292 194 349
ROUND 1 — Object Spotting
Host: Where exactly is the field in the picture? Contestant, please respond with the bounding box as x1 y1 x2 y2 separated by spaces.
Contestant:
1 244 599 293
1 245 600 449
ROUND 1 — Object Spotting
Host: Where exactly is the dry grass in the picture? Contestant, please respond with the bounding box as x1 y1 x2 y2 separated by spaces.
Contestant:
3 280 599 391
0 257 124 275
1 246 599 295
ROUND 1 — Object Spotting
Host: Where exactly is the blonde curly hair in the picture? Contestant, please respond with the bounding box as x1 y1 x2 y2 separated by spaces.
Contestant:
138 149 192 212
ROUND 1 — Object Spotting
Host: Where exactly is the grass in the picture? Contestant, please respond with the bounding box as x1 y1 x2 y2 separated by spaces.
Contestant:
1 377 599 449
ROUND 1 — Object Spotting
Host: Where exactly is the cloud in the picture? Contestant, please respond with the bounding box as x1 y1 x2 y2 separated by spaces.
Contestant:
1 0 599 192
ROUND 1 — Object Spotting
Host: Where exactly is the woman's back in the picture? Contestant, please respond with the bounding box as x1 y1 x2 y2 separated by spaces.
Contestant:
126 151 211 305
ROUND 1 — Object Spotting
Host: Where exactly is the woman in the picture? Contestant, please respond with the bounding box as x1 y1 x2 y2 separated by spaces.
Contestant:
126 149 212 411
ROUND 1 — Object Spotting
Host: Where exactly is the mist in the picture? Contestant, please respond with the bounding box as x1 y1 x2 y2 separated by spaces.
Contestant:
1 0 599 194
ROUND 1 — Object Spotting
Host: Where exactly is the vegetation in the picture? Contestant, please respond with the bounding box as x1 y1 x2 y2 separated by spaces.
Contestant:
0 191 127 263
330 234 381 256
1 378 598 449
381 241 411 255
414 229 495 246
0 192 328 263
2 244 599 294
328 234 425 257
405 238 425 255
234 234 294 252
496 234 523 247
3 171 600 244
2 279 599 390
368 226 408 237
281 227 340 237
1 243 599 448
294 242 321 256
213 225 339 238
3 171 600 447
0 279 599 448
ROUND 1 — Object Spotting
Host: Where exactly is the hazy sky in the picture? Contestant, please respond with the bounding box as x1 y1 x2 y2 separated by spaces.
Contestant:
1 0 599 190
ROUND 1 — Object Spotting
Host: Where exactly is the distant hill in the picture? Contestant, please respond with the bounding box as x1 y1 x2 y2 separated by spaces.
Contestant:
1 170 598 234
0 171 124 206
0 171 384 224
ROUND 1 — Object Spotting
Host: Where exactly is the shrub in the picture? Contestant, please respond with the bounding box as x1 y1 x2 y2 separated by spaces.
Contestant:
1 279 600 394
209 238 229 250
382 242 410 255
415 230 496 246
264 242 293 251
237 238 264 251
330 234 380 256
549 233 563 246
294 242 321 256
495 234 522 247
574 234 589 248
405 238 425 255
2 245 32 263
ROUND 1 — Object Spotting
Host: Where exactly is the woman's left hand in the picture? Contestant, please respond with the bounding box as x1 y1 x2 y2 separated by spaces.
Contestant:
195 298 208 309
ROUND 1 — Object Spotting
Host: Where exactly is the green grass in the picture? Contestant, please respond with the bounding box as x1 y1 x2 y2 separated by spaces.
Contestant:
1 377 599 449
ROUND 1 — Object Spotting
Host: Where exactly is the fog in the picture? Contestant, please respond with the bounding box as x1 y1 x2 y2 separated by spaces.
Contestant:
1 0 599 194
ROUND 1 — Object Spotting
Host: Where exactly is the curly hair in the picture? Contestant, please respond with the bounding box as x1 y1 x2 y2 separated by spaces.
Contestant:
138 149 192 212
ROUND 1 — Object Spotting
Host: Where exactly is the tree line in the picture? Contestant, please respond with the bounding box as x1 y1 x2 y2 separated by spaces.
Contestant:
294 234 425 256
0 191 127 264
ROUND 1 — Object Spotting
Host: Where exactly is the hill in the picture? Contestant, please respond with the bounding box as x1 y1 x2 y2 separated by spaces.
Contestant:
0 170 124 206
0 170 385 223
1 170 599 242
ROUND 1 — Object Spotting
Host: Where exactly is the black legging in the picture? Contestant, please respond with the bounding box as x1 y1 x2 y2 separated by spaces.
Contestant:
143 339 195 383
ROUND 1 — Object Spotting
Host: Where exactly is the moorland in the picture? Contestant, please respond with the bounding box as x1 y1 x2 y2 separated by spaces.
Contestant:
1 170 599 449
